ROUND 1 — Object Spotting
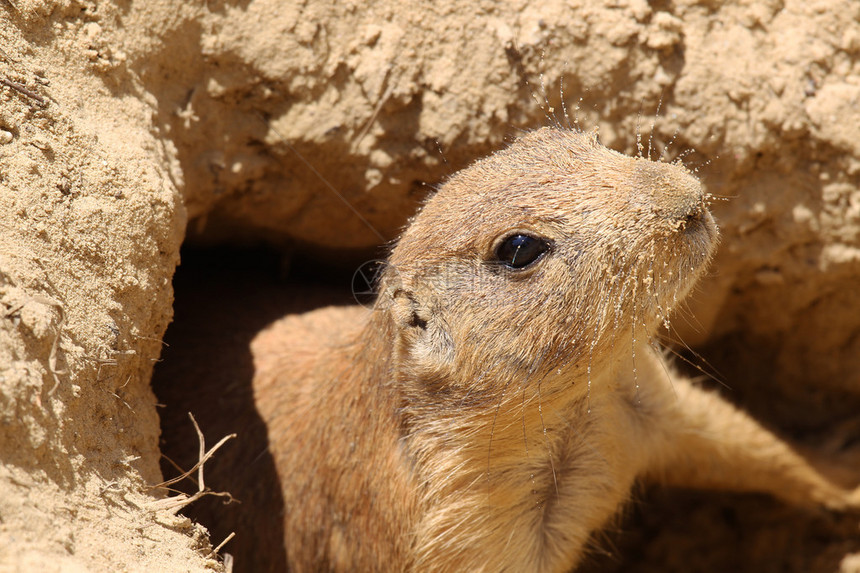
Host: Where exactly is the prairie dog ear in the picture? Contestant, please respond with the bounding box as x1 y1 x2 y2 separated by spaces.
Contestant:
389 288 429 330
389 287 455 374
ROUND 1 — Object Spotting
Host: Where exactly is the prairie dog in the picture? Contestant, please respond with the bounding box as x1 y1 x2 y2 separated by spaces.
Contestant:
251 127 859 572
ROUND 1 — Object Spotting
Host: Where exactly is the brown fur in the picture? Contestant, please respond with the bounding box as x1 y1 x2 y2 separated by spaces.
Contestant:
251 127 859 572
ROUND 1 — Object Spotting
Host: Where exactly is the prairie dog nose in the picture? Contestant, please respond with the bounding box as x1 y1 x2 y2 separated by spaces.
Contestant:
631 158 708 223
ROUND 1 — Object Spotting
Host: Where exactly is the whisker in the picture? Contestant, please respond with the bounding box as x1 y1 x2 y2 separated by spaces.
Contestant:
659 332 730 390
537 380 560 497
559 70 571 130
658 126 680 163
647 95 663 160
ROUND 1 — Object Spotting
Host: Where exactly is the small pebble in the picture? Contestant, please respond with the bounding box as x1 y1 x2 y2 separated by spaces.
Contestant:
0 130 13 144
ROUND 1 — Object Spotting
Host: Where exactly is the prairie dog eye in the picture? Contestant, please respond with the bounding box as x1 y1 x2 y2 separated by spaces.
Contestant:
494 234 551 269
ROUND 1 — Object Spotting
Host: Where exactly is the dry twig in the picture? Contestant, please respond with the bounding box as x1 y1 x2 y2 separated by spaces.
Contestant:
212 532 236 554
0 77 45 106
149 413 237 515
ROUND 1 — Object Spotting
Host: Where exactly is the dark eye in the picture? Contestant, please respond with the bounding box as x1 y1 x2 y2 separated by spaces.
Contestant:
494 234 551 269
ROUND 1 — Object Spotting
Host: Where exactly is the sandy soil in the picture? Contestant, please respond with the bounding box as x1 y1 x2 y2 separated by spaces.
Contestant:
2 0 860 571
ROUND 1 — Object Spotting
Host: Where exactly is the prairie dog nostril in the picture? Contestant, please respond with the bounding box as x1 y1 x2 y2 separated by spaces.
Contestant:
685 208 703 224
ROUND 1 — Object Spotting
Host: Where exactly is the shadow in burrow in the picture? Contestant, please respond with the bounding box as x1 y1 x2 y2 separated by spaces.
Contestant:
151 245 356 572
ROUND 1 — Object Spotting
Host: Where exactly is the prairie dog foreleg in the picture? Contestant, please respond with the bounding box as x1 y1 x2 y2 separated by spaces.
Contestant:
641 373 859 511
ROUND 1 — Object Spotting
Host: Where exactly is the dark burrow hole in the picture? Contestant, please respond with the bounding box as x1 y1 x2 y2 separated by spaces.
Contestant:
151 244 358 572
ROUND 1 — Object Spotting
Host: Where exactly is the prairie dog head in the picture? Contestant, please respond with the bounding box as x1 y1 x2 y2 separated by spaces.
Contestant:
379 127 718 397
